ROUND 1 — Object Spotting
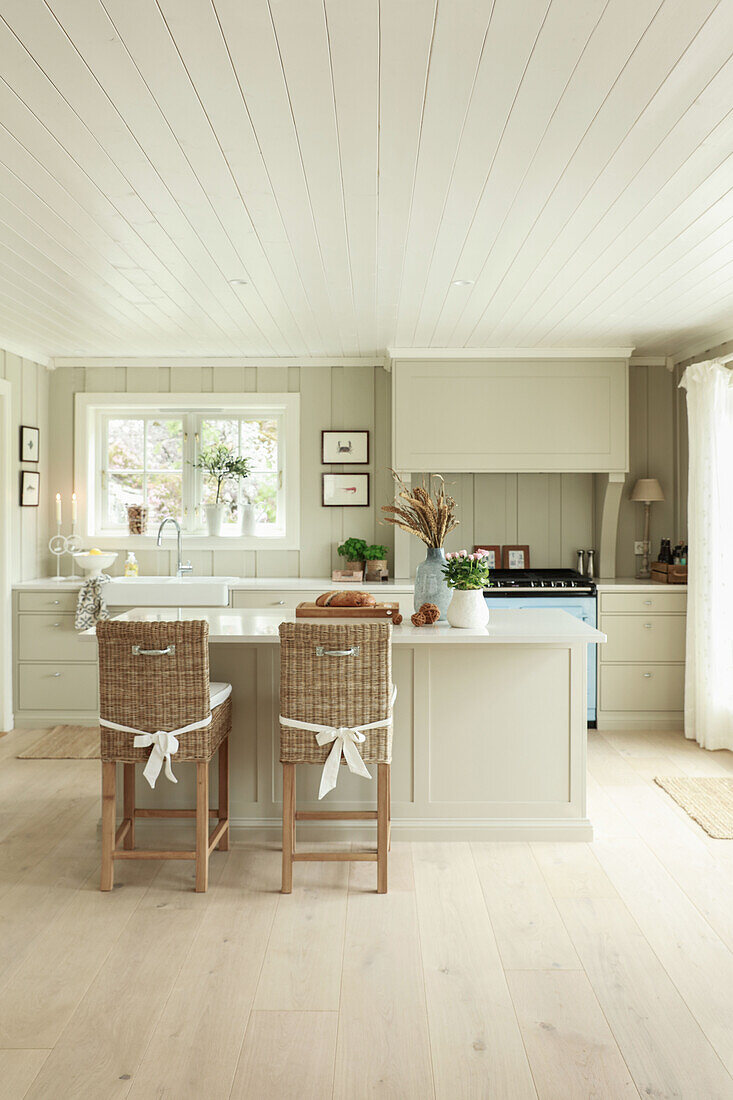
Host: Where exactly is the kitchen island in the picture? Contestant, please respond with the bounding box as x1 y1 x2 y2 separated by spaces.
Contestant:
83 607 605 840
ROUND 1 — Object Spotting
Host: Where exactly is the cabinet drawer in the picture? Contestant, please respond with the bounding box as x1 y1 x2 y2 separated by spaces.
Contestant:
18 663 98 712
600 591 686 615
18 590 79 613
600 614 686 663
600 664 684 713
231 591 323 609
17 614 96 663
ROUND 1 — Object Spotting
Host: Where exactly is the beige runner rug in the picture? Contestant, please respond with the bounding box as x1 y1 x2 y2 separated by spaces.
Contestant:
18 725 99 760
655 776 733 839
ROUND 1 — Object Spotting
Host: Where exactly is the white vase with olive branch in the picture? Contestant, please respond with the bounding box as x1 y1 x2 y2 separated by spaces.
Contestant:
193 444 251 536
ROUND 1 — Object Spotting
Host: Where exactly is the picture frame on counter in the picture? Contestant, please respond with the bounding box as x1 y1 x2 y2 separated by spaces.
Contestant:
322 472 370 507
474 544 500 568
20 469 40 507
19 425 39 463
502 544 530 569
321 429 369 464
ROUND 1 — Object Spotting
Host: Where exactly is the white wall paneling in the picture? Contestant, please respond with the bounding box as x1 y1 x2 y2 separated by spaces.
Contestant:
0 1 731 362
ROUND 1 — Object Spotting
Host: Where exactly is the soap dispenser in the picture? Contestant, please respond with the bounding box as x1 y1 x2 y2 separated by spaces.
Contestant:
124 551 139 577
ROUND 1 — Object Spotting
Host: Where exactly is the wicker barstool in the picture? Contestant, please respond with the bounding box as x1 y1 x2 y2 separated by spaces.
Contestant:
97 619 231 893
278 621 394 894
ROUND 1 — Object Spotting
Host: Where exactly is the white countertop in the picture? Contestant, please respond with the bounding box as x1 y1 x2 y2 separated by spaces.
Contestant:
595 577 687 591
81 607 606 646
14 575 414 593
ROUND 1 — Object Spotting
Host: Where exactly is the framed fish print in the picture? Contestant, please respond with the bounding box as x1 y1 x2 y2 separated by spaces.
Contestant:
322 473 370 507
502 545 530 569
20 470 40 507
20 425 39 463
321 430 369 464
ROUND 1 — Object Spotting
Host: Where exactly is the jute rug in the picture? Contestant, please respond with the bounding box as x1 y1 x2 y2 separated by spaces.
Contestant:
18 725 99 760
654 776 733 839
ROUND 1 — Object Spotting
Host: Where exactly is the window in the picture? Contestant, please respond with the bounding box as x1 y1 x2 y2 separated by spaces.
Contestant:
75 393 300 546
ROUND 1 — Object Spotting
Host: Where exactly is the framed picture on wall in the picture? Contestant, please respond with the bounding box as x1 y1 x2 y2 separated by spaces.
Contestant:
502 545 530 569
20 470 40 507
19 425 39 463
321 430 369 464
474 544 500 569
322 473 370 507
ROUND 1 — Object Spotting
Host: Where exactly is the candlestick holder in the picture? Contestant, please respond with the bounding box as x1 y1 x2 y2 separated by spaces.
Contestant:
48 523 83 582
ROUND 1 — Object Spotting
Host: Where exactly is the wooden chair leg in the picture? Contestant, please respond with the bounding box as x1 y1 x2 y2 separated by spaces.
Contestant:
291 765 296 855
282 763 295 893
377 763 389 894
217 738 229 851
386 764 392 851
123 763 135 850
101 761 116 892
195 761 209 893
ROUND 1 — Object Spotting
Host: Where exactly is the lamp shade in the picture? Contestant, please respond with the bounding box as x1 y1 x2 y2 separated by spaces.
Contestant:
630 477 665 502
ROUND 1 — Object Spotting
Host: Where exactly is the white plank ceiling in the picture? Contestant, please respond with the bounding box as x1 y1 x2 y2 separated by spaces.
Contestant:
0 0 732 362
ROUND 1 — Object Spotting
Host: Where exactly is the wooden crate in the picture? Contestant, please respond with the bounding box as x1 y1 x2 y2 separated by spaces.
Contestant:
295 602 400 619
651 562 688 585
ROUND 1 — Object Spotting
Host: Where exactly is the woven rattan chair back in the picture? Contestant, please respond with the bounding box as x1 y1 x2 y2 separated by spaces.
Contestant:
279 621 392 765
97 619 210 734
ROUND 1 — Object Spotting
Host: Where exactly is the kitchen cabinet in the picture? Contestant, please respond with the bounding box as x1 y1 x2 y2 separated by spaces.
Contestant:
596 584 686 730
391 356 629 473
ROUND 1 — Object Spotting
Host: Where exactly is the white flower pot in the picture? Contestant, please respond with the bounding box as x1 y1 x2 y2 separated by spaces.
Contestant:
205 503 226 537
241 503 257 537
447 589 490 629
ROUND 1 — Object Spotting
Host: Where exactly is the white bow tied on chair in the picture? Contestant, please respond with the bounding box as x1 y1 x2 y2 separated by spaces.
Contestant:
315 725 372 798
133 730 180 788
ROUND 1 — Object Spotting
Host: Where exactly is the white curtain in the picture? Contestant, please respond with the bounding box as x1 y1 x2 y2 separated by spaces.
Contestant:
679 360 733 750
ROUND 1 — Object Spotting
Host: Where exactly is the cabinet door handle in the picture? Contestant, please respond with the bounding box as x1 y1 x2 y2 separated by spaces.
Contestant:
643 672 652 678
643 599 652 605
276 600 285 605
52 672 61 678
52 622 61 628
643 623 652 629
52 600 60 605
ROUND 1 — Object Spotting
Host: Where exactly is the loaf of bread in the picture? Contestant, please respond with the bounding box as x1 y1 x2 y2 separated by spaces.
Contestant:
315 590 377 608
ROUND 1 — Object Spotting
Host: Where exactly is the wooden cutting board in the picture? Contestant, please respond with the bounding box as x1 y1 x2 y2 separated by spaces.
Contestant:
295 601 400 619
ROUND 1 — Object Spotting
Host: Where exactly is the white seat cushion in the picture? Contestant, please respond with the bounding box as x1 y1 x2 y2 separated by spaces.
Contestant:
210 682 232 709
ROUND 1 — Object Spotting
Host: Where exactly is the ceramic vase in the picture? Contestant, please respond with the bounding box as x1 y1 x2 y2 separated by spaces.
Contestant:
447 588 490 629
414 547 451 620
205 503 226 536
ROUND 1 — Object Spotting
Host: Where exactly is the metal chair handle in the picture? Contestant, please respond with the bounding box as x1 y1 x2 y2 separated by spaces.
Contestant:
131 644 176 656
315 645 360 657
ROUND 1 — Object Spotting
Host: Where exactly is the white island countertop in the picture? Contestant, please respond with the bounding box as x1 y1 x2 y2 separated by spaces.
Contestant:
81 606 606 645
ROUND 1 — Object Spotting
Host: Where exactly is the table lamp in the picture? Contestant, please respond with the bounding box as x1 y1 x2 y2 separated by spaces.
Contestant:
630 478 665 579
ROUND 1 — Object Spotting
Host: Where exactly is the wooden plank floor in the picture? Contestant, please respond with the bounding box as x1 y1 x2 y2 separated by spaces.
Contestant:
2 725 733 1099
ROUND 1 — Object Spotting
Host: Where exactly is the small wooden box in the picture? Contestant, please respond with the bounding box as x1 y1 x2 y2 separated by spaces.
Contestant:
651 562 688 585
331 569 364 583
296 601 400 619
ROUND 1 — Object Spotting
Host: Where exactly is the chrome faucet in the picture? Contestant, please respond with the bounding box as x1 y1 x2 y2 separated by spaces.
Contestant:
156 517 192 578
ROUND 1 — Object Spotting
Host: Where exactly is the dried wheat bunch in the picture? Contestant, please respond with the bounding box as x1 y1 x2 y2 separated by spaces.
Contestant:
381 471 459 548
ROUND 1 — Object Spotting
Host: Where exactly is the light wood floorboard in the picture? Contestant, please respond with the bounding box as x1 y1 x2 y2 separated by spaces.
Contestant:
0 726 731 1098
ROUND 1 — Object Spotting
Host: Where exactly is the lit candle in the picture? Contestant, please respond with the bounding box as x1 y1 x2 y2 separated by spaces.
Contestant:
55 493 62 525
71 492 77 524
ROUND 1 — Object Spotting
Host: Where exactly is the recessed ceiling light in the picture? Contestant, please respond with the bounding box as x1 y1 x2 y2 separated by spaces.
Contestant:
229 277 248 286
451 279 474 286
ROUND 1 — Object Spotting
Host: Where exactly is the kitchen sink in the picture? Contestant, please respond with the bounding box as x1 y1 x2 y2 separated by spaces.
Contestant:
104 576 236 607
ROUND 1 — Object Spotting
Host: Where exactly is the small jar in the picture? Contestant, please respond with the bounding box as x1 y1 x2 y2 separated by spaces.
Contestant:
127 504 148 536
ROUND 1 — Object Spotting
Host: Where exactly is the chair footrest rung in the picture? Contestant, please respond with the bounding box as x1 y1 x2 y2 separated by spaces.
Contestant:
135 808 218 818
114 849 196 860
207 820 229 855
294 810 378 821
292 851 377 862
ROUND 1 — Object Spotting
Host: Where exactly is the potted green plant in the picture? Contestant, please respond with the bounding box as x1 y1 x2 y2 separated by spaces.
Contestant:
443 550 492 628
364 543 389 582
337 537 367 577
193 444 251 536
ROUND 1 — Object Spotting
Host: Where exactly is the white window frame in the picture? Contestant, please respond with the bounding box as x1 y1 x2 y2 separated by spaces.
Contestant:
74 392 300 549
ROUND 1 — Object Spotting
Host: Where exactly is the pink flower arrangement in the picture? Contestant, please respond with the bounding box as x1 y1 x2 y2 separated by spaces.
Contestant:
443 548 493 590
